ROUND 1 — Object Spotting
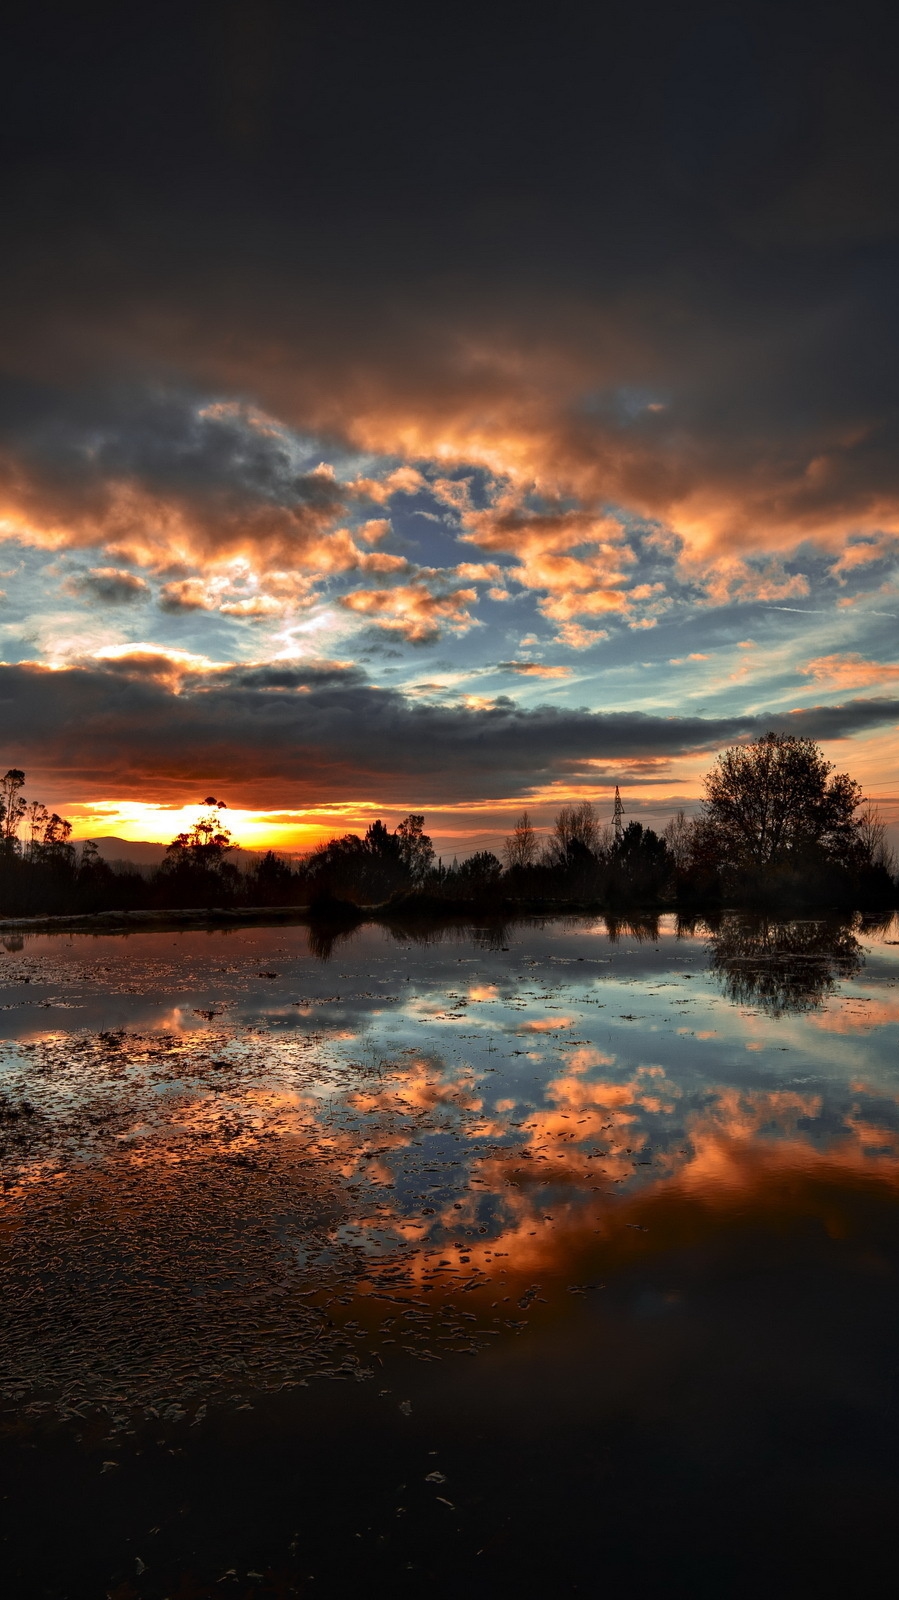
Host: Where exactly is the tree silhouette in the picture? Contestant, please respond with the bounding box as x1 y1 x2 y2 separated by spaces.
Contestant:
0 769 26 846
697 733 863 872
395 815 435 882
164 798 234 867
504 810 538 869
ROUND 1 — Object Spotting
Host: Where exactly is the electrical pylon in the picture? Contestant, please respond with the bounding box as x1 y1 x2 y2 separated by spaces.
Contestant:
613 786 624 843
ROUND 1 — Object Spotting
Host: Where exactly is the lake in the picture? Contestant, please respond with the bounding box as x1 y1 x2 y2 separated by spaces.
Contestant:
1 911 898 1597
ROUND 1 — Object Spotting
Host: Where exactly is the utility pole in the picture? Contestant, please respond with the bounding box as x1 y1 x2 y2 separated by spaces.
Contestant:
613 786 624 844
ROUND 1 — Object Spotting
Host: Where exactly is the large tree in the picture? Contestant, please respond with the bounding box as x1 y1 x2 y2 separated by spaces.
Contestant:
697 734 863 872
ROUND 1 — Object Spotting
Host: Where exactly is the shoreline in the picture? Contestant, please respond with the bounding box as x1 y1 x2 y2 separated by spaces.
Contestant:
0 895 894 935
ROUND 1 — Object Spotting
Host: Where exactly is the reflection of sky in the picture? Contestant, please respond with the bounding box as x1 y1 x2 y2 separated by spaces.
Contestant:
3 917 898 1209
2 915 899 1415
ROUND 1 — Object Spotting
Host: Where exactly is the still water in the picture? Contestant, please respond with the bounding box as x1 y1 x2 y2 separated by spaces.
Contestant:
1 912 898 1597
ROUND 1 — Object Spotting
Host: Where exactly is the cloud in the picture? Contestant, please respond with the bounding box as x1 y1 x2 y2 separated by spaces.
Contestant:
0 386 360 576
158 578 214 612
2 5 899 667
553 624 609 649
218 594 284 617
2 659 897 809
828 536 899 581
800 653 899 690
87 644 223 690
496 661 573 678
63 566 150 604
454 562 502 582
0 357 894 639
337 583 478 643
700 558 811 607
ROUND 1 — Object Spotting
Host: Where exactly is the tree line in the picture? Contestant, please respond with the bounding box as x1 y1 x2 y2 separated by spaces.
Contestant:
0 734 895 920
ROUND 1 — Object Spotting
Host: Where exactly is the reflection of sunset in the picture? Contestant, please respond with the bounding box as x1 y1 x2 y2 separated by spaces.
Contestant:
809 997 899 1034
518 1015 578 1032
3 917 898 1425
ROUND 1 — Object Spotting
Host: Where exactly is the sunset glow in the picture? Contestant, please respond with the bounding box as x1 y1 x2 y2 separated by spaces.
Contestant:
0 4 894 851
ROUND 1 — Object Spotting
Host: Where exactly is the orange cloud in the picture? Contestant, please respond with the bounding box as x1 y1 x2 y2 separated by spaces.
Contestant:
496 661 573 678
800 653 899 690
699 558 811 606
159 577 214 612
828 535 899 580
338 582 478 642
554 623 610 649
454 562 502 582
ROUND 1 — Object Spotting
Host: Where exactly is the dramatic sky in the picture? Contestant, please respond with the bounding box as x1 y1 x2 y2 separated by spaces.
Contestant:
1 1 898 853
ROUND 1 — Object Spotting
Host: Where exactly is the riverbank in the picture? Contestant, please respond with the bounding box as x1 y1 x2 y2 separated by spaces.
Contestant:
1 885 896 935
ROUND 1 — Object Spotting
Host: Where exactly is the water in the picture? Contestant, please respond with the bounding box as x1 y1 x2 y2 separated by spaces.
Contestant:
1 912 898 1596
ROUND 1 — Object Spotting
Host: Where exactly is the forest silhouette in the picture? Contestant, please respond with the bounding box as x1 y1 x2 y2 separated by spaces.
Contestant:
0 735 895 922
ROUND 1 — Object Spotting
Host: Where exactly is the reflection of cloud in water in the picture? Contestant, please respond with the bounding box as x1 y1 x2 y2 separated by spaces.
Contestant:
469 984 499 1001
518 1015 578 1032
809 997 899 1034
2 914 898 1433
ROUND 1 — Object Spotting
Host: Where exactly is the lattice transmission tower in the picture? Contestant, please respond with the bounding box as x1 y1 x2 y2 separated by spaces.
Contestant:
613 786 624 844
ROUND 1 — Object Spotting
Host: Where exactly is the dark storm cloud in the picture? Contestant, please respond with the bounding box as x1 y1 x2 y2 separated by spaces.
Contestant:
0 3 897 568
1 661 895 808
771 700 899 740
0 379 349 567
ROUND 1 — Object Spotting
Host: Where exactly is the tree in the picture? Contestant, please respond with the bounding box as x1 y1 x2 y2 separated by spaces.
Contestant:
455 850 503 896
504 810 538 870
303 815 433 903
610 821 672 898
549 800 599 864
698 733 863 872
164 798 235 868
246 848 295 906
395 815 434 883
24 801 49 860
159 800 239 906
0 769 26 846
37 812 74 865
662 809 693 873
857 803 897 875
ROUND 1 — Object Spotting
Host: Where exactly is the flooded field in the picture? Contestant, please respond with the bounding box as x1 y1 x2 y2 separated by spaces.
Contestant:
2 911 898 1597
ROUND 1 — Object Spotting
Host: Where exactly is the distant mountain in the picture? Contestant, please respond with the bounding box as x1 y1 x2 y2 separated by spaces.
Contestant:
82 837 283 867
84 837 168 865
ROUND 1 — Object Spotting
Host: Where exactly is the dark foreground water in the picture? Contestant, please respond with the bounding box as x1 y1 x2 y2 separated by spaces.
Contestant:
1 911 898 1598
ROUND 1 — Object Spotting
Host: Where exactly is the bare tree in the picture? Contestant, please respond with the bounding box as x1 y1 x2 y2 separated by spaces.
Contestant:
550 800 599 862
504 810 538 870
662 809 693 872
857 803 897 874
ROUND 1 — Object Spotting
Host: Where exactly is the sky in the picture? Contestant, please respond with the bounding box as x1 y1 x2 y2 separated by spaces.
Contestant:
1 1 898 856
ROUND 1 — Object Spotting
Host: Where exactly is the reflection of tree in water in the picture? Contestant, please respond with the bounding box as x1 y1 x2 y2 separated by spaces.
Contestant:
602 914 660 943
306 918 362 962
384 913 526 951
706 914 864 1016
307 909 521 959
